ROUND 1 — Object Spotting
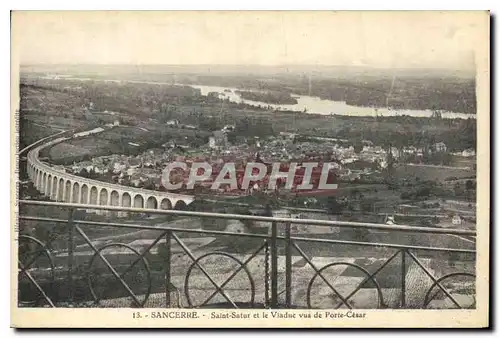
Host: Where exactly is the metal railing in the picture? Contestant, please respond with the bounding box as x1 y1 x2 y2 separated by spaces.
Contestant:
17 200 476 309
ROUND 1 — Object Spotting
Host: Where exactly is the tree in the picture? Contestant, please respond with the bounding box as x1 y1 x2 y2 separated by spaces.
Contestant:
79 168 89 178
226 132 237 144
416 186 432 198
199 116 219 131
348 225 370 241
465 179 474 201
400 190 413 200
327 196 345 215
353 142 364 154
361 200 374 213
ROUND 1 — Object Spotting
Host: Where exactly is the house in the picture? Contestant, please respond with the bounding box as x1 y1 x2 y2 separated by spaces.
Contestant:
73 127 105 138
166 119 180 126
390 147 400 159
143 161 156 168
341 158 357 165
209 131 228 149
462 149 476 157
128 158 142 168
127 167 139 176
222 124 235 132
130 175 142 187
452 214 463 225
279 132 297 140
112 162 127 174
434 142 447 153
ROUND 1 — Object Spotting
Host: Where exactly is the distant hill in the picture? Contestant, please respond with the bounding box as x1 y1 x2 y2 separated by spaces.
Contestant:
20 63 475 79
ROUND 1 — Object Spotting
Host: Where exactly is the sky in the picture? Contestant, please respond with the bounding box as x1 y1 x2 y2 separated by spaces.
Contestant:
12 11 487 71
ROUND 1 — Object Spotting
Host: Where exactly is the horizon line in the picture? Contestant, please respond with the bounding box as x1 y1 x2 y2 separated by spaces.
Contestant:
19 63 476 75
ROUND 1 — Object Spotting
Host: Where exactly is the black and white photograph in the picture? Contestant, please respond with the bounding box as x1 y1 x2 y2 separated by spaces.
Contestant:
10 10 489 328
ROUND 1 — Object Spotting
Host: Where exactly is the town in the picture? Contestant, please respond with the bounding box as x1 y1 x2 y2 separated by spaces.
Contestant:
37 110 476 215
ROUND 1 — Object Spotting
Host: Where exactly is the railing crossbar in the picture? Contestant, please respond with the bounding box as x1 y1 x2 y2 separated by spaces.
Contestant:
19 200 477 236
19 216 476 254
19 216 270 240
290 236 476 254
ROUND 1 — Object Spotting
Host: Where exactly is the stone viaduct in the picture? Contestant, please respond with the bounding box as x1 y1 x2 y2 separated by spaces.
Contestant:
26 137 195 211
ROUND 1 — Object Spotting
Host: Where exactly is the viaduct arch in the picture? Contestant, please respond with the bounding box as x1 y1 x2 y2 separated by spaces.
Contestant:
26 137 195 211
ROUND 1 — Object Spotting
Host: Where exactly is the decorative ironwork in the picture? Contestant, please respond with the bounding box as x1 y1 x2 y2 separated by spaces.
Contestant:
17 200 477 309
423 272 476 309
18 235 56 307
184 251 258 308
86 243 152 307
306 261 385 309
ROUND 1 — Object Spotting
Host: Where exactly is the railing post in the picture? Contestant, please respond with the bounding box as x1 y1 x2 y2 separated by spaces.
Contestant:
67 208 75 304
285 222 292 308
264 240 270 308
401 249 406 308
165 230 172 308
270 221 278 308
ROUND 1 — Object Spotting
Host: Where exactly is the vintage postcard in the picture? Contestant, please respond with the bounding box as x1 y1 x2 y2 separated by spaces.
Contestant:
10 10 489 328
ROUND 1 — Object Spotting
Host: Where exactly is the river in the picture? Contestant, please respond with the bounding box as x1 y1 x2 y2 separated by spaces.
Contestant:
189 84 476 119
48 76 476 120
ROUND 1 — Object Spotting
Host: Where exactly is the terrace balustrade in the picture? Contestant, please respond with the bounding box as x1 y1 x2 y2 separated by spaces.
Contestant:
17 200 476 309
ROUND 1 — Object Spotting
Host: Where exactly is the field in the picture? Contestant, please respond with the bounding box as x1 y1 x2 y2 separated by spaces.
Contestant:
395 164 475 182
40 124 211 164
43 126 147 162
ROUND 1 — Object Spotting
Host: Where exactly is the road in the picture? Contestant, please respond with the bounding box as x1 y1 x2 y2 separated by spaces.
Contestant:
403 163 472 170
